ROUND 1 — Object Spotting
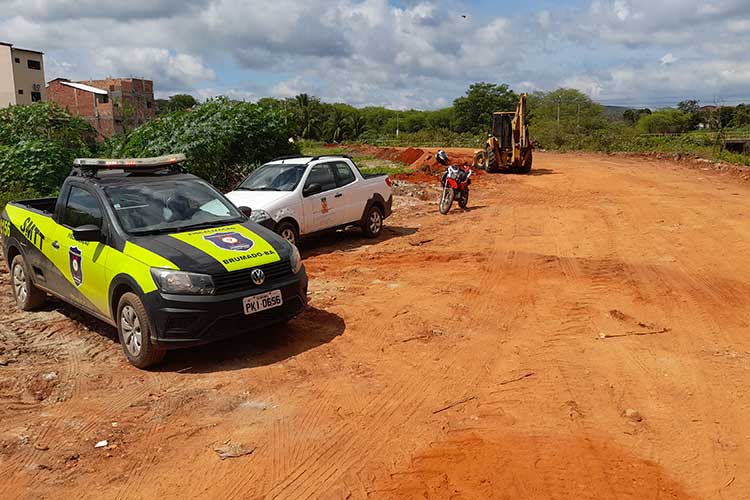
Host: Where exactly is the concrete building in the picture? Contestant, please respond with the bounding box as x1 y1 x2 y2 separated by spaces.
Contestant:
47 77 155 138
0 42 46 108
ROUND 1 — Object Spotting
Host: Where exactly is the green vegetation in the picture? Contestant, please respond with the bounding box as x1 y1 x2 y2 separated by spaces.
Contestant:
104 97 299 190
156 94 199 115
0 102 96 207
149 85 750 168
2 83 749 213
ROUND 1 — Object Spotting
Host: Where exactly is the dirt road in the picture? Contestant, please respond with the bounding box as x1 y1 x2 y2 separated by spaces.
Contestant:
2 151 750 499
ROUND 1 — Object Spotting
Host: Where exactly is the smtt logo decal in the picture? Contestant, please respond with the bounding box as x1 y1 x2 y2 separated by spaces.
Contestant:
203 231 255 252
69 246 83 286
321 197 329 214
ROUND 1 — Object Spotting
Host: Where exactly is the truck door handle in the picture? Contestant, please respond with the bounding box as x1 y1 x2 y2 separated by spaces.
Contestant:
52 241 60 250
334 193 343 198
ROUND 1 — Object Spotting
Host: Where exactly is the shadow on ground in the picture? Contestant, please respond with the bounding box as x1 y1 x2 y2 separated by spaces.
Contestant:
300 225 418 258
161 306 344 373
529 168 557 176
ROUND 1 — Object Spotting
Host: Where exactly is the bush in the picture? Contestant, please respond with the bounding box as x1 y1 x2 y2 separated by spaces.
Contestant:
636 109 692 134
105 97 300 190
0 140 76 193
0 103 95 197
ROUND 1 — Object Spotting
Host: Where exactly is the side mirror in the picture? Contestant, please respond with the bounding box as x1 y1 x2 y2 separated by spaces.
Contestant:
73 224 104 242
303 183 322 197
239 206 252 217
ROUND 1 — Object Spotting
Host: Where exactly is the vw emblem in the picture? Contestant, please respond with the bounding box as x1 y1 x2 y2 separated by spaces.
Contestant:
251 268 265 285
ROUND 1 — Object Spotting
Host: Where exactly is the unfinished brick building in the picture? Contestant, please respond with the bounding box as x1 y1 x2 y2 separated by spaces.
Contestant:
47 77 155 138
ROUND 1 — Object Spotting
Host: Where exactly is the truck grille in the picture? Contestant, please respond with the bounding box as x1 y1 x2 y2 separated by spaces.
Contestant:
212 260 293 295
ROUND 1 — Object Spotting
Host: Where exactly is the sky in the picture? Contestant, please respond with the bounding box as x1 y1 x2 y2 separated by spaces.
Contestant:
2 0 750 109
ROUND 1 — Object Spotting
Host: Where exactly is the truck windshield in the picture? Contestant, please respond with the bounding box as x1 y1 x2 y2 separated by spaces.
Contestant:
104 179 243 235
237 163 307 191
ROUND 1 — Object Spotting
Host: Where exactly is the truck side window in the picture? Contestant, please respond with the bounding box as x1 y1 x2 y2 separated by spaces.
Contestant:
333 162 356 187
304 164 337 193
62 186 103 228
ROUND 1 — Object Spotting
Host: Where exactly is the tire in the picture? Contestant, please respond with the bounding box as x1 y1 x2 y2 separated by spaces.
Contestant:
458 190 469 209
439 186 454 215
472 150 486 170
362 205 383 238
116 292 165 369
486 146 498 173
517 150 533 174
10 254 46 311
275 221 299 247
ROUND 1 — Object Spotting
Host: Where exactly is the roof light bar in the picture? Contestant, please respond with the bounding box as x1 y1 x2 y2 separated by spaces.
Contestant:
73 154 187 169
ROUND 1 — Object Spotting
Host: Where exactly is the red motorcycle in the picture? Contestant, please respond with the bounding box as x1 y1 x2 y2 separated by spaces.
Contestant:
439 164 472 215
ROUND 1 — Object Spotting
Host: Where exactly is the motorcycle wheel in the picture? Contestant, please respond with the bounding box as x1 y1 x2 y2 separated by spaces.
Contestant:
458 190 469 209
439 186 454 215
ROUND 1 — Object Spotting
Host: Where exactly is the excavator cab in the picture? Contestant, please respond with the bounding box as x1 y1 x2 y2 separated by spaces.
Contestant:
473 94 533 174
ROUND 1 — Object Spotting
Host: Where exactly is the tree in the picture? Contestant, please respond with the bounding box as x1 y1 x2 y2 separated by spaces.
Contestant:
294 93 323 139
718 106 735 129
105 98 299 190
323 106 348 142
0 102 96 195
623 108 651 126
636 109 691 134
453 82 518 134
167 94 198 112
526 88 607 147
729 104 750 128
346 112 367 139
677 100 700 130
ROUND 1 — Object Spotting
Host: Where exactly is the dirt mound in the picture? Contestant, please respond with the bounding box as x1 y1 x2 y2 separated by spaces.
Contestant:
397 147 425 165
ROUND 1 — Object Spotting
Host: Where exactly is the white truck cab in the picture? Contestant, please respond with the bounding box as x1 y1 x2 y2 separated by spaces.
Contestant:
225 155 393 246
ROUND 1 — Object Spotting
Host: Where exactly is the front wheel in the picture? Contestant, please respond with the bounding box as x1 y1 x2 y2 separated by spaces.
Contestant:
458 190 469 209
275 221 299 247
439 186 454 215
10 254 46 311
117 292 165 369
472 150 486 170
362 205 384 238
516 150 533 174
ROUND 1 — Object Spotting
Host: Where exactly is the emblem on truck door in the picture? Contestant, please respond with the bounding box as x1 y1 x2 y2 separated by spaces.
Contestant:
203 231 255 251
69 246 83 286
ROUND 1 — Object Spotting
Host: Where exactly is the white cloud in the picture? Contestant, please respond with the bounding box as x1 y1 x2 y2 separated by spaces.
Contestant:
660 53 677 66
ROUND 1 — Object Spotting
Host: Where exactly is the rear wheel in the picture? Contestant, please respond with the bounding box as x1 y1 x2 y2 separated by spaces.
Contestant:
362 205 383 238
439 186 454 215
275 221 299 247
10 254 46 311
117 292 165 369
486 146 498 173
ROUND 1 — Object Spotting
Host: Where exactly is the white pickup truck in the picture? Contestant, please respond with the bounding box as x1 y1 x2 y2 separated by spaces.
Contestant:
225 155 393 246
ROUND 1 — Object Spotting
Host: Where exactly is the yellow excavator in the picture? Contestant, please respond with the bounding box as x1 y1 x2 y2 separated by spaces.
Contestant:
473 93 533 174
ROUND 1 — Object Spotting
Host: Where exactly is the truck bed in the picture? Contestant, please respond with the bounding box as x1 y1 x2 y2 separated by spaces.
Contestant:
11 197 57 215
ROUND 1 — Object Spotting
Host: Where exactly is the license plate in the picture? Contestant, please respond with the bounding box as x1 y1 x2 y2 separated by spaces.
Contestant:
243 290 283 315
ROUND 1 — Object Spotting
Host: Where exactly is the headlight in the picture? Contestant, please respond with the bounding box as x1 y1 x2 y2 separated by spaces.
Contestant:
151 268 215 295
249 209 271 223
289 243 302 274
